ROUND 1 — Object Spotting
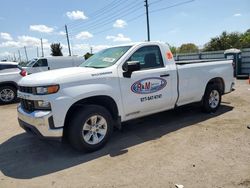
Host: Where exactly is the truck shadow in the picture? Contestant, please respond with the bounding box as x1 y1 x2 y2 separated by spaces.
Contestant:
0 104 233 179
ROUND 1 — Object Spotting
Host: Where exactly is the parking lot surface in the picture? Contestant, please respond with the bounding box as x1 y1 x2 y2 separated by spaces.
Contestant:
0 80 250 188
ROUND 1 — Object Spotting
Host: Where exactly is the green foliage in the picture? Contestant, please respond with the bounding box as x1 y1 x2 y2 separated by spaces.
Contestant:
178 43 199 53
50 43 63 56
84 52 93 60
204 30 250 51
169 29 250 53
18 61 28 67
240 31 250 48
169 46 178 54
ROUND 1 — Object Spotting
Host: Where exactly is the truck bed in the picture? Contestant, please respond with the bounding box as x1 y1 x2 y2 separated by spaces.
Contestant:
175 59 233 106
175 59 226 65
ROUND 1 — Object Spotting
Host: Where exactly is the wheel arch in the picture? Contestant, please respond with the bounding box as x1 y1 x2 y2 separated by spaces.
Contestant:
63 95 120 138
205 77 225 94
0 81 18 89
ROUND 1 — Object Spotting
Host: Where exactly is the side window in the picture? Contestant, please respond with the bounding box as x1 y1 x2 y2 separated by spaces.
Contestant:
8 64 18 69
128 45 164 70
33 59 48 67
0 64 17 70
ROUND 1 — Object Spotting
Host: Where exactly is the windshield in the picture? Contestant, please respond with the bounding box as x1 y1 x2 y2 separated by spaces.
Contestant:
26 59 38 67
80 46 131 68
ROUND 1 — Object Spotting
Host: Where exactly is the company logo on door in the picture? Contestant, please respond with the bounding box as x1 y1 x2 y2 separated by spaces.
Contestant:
131 77 167 94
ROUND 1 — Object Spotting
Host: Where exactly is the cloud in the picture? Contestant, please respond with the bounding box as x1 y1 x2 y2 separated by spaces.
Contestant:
76 31 93 40
18 36 41 47
66 10 88 20
0 35 50 48
58 31 66 35
30 25 54 33
0 41 20 48
0 51 12 58
73 44 90 51
92 45 111 52
0 32 13 41
233 13 242 17
113 19 127 28
106 34 131 42
73 44 111 54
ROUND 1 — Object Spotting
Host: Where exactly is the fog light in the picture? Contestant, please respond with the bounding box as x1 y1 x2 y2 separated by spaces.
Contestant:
35 100 51 110
38 100 50 107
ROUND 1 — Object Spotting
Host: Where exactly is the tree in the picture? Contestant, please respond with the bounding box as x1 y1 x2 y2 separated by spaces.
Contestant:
178 43 199 53
204 31 242 51
169 46 178 54
84 52 93 60
50 43 63 56
240 30 250 48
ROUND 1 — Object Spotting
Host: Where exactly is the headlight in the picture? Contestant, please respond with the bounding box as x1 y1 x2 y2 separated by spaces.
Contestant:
36 85 59 95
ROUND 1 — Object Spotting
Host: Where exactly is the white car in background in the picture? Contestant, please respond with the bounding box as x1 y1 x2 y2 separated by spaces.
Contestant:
0 62 27 104
23 56 85 74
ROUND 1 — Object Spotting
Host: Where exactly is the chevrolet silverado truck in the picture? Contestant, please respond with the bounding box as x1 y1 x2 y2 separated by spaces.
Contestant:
17 42 234 151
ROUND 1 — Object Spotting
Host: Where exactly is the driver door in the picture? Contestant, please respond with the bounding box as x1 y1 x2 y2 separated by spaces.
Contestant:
119 45 175 120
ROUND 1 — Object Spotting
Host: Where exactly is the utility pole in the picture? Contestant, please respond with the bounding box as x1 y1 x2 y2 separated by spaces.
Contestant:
65 25 72 56
18 50 21 62
144 0 150 41
13 53 16 62
24 46 28 62
40 38 44 57
37 47 39 57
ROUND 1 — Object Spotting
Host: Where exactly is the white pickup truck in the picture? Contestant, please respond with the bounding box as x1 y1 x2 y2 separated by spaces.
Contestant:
17 42 234 151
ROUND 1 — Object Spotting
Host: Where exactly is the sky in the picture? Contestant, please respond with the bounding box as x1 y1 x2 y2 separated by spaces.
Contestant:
0 0 249 61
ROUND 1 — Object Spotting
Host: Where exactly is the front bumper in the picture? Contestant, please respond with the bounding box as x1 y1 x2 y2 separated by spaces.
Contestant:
17 105 63 139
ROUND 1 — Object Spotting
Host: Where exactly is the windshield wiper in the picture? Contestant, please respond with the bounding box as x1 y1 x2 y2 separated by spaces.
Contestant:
84 66 106 68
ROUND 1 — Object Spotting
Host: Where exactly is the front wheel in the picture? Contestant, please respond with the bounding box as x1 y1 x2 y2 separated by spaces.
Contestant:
68 105 114 152
202 84 222 113
0 86 17 104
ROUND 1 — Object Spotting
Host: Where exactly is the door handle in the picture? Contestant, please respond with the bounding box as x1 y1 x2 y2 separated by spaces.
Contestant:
160 74 170 77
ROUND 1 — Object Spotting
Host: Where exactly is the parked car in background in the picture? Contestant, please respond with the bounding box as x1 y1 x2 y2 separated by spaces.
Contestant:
0 62 27 104
22 56 85 74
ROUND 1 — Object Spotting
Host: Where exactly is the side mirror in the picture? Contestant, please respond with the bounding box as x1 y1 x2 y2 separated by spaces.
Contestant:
123 61 140 78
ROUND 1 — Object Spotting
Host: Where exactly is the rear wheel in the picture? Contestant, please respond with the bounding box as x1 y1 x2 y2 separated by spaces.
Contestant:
68 105 113 152
0 86 17 104
202 84 221 113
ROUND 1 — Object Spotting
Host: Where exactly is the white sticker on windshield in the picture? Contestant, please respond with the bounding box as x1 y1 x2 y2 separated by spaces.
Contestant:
103 57 115 63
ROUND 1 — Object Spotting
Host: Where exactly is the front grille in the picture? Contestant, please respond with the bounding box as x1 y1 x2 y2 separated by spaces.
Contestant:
20 99 35 112
19 86 35 94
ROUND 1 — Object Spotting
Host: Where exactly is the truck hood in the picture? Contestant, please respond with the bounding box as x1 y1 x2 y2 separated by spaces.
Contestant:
18 67 96 86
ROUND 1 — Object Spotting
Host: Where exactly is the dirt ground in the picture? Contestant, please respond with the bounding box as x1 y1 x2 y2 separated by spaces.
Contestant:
0 79 250 188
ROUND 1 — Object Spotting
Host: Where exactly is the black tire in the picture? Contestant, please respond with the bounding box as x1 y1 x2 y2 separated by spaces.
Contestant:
0 86 17 105
202 84 222 113
68 105 114 152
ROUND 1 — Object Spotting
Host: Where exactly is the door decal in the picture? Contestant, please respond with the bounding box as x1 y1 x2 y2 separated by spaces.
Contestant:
131 77 167 94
